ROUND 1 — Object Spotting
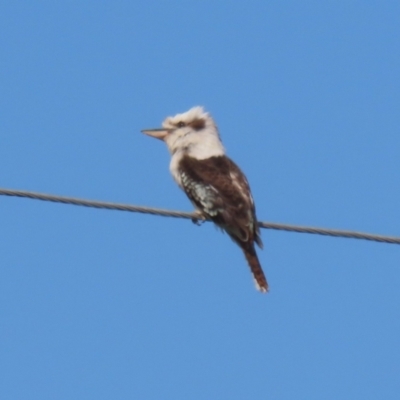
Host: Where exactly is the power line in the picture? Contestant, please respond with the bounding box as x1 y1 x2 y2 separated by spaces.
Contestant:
0 187 399 245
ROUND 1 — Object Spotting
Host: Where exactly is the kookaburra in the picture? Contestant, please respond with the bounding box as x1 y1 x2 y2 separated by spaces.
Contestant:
141 106 268 292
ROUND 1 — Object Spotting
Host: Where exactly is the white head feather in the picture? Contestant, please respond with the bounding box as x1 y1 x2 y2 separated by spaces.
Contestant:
162 106 225 160
143 106 226 187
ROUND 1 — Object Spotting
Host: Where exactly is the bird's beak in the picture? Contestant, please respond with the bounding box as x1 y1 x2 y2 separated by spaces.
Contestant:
141 128 169 141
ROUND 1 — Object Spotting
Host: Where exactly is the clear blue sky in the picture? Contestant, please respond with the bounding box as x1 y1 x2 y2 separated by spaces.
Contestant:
1 2 399 399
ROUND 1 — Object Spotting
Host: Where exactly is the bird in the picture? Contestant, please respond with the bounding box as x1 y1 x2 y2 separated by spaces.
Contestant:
141 106 268 293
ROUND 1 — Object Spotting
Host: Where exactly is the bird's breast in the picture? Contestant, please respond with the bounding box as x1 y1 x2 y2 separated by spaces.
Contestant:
169 150 184 187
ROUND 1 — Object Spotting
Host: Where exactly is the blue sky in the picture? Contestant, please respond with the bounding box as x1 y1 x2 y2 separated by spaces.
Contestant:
1 2 399 399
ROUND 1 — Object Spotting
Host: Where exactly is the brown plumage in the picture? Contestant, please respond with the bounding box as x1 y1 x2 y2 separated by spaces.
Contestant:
178 155 268 292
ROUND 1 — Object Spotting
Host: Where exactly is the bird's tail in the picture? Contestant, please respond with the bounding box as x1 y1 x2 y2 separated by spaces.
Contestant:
241 243 269 293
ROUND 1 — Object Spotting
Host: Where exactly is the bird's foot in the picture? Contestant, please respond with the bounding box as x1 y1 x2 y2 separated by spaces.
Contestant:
191 210 206 226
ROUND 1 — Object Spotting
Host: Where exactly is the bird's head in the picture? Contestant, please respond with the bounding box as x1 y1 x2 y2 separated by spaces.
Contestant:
141 106 225 159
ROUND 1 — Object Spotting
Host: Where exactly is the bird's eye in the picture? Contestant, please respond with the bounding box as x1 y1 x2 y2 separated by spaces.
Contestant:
177 121 185 128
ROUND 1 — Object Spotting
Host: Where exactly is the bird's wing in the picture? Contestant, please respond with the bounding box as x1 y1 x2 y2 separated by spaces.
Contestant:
178 155 262 247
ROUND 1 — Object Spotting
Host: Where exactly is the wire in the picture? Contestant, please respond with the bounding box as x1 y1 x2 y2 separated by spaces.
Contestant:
0 187 399 245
